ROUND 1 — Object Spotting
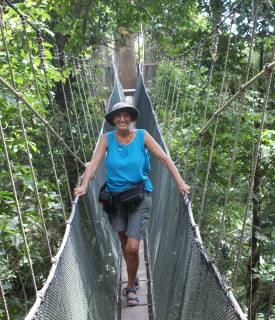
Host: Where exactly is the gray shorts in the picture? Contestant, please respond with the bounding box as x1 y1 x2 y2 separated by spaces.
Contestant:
108 193 152 240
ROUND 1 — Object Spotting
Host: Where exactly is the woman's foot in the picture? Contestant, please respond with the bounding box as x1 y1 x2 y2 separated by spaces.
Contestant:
123 278 139 296
125 287 139 306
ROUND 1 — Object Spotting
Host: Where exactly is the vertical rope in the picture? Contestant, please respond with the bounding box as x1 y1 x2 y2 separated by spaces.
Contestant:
163 68 173 115
170 78 181 137
77 58 98 141
231 48 274 288
0 279 10 320
187 48 204 136
87 60 106 123
155 58 169 112
190 34 220 197
178 55 196 130
158 59 173 124
91 60 106 124
0 8 53 259
37 32 67 220
151 47 164 107
86 60 106 119
64 54 87 162
73 58 94 149
165 73 178 130
215 2 259 262
185 46 204 196
53 46 80 178
0 118 37 292
198 28 229 226
61 150 73 204
152 62 164 109
182 50 203 175
172 47 203 140
81 60 100 135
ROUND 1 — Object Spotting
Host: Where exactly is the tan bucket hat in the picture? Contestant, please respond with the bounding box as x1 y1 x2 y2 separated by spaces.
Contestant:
105 102 139 126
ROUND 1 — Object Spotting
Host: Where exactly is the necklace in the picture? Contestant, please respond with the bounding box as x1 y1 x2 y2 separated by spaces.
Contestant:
115 131 135 158
115 130 135 145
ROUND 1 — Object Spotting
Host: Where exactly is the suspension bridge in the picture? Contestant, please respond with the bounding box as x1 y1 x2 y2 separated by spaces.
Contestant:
0 1 274 319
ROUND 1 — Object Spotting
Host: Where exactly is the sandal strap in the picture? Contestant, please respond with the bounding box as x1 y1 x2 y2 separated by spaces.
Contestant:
125 287 136 294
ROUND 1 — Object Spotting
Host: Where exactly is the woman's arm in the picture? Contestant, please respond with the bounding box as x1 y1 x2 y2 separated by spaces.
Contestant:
144 131 190 194
74 135 107 196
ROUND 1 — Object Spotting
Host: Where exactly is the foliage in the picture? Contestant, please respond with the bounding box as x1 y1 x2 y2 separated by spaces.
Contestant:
45 0 205 54
0 0 274 319
151 19 275 316
0 3 107 319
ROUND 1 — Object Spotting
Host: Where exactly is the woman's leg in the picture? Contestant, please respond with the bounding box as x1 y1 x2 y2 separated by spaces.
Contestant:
118 232 140 288
125 238 140 288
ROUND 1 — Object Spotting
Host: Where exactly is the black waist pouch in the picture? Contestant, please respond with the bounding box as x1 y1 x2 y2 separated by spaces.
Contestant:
117 183 145 209
98 183 116 214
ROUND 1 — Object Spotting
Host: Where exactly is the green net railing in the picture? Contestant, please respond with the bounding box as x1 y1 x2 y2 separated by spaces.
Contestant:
25 75 124 320
134 72 246 320
25 71 247 320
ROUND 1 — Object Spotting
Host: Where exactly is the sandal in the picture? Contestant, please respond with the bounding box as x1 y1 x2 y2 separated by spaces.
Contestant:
122 278 139 296
125 287 139 306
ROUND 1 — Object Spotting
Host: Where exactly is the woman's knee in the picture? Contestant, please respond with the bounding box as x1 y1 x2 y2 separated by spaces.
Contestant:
125 239 139 257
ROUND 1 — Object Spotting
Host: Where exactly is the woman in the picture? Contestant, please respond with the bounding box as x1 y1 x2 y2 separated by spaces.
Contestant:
74 102 189 306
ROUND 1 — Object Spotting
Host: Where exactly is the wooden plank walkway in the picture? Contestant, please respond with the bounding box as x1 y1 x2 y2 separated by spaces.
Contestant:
120 240 150 320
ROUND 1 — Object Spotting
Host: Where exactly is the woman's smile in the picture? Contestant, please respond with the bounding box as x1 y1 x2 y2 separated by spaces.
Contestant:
113 112 132 129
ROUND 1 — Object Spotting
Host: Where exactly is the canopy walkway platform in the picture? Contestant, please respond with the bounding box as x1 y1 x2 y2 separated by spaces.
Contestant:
21 73 247 320
0 1 274 319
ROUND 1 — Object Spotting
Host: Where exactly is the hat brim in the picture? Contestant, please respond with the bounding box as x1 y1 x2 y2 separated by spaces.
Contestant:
105 106 139 126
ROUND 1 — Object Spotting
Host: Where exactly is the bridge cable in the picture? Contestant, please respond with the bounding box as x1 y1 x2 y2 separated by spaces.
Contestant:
73 59 95 149
183 60 275 157
214 0 259 267
197 22 231 227
0 275 10 319
231 44 275 289
53 47 81 178
37 32 68 220
63 54 88 162
81 60 100 135
0 6 53 262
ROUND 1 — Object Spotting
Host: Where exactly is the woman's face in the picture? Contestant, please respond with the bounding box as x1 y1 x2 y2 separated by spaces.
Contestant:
113 111 132 130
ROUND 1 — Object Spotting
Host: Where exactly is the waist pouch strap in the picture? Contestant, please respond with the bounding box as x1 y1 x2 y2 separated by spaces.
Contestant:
99 182 145 213
116 183 145 209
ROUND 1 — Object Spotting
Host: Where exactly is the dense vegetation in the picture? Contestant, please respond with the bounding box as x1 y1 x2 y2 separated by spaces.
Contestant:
148 3 275 317
0 0 274 319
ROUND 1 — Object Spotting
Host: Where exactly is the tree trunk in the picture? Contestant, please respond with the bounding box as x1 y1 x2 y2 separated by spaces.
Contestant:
115 34 137 89
246 41 265 320
246 161 260 320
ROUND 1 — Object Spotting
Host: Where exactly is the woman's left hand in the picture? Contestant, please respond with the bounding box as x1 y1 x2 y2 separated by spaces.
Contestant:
177 181 190 194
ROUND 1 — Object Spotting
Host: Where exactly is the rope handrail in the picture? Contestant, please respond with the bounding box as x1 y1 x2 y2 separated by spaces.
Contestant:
0 75 86 167
184 60 275 156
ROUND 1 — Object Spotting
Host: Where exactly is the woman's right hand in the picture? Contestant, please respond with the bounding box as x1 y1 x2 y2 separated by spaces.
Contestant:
74 185 87 197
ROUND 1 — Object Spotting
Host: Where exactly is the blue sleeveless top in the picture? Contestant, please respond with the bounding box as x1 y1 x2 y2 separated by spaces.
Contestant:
105 129 153 192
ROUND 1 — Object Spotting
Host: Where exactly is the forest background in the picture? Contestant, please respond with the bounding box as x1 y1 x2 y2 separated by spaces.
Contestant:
0 0 274 319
